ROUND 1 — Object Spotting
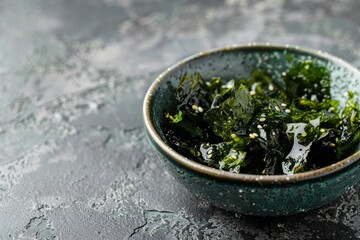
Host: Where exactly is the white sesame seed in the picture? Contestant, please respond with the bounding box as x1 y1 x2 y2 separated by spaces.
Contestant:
285 109 291 113
257 125 262 129
301 132 307 137
252 133 259 138
261 113 266 117
192 105 198 110
320 128 326 133
231 155 237 160
198 106 203 112
230 133 237 138
329 143 336 147
250 90 256 96
249 133 255 139
268 84 274 91
259 117 266 122
281 103 287 107
207 149 213 154
328 107 335 112
208 154 213 159
275 106 281 112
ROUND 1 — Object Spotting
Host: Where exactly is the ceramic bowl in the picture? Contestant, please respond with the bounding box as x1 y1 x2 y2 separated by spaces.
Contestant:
143 43 360 216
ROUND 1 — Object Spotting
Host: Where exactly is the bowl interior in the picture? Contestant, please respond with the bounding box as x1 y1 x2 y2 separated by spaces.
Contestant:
149 46 360 166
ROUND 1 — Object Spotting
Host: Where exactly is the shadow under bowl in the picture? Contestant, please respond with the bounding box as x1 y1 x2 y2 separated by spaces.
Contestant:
143 43 360 216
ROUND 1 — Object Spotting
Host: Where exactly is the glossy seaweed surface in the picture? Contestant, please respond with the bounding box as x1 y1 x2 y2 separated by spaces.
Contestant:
163 61 360 175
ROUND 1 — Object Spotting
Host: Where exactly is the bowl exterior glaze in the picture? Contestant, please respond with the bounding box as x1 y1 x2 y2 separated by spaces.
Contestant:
147 135 360 216
144 44 360 216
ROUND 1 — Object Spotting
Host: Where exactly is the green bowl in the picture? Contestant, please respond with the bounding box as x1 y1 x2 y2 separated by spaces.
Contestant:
143 43 360 216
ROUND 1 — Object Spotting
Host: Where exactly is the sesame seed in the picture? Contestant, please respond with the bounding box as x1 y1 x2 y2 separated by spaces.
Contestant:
192 105 198 110
281 72 286 76
208 154 213 159
257 125 262 129
250 90 256 96
207 149 213 154
285 109 291 113
329 143 336 147
328 107 335 112
261 113 266 117
231 155 237 160
252 133 259 138
268 84 274 91
301 132 307 137
275 106 281 112
320 128 326 133
198 106 203 112
259 117 266 122
249 133 255 139
281 103 287 107
230 133 237 138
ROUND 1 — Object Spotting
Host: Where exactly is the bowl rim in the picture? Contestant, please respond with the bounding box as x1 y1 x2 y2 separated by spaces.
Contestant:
143 43 360 184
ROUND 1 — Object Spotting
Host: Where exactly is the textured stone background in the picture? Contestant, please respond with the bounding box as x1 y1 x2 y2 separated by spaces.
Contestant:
0 0 359 239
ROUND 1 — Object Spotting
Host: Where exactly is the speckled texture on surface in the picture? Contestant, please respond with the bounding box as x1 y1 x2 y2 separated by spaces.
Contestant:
0 0 359 239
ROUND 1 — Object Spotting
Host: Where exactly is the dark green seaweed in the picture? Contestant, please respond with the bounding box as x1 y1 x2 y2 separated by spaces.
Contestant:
164 61 360 175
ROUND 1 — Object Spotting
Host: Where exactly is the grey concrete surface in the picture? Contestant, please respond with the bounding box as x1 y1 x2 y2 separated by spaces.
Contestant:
0 0 359 239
